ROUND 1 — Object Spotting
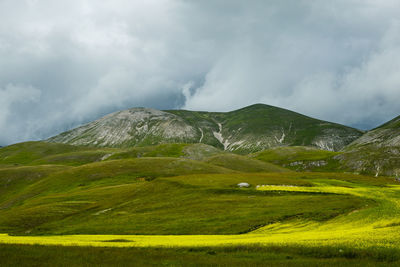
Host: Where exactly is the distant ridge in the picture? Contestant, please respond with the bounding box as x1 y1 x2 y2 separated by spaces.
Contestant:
336 114 400 176
47 104 363 153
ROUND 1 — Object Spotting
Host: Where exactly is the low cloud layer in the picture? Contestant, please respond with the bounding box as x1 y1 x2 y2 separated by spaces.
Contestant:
1 0 400 145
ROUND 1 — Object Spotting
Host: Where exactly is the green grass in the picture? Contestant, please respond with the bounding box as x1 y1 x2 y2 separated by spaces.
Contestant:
107 143 223 161
0 168 367 235
165 173 312 188
0 165 70 205
107 143 189 160
253 146 338 162
1 173 398 251
253 146 342 172
0 142 94 165
1 244 399 266
29 151 116 166
203 153 290 172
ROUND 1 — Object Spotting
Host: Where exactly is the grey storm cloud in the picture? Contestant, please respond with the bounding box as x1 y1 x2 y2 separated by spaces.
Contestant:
1 0 400 145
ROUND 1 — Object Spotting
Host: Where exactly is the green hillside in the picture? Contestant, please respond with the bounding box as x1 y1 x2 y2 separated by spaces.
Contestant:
0 142 101 165
107 143 222 161
0 141 371 237
203 153 289 172
0 142 221 165
253 146 342 172
0 158 367 236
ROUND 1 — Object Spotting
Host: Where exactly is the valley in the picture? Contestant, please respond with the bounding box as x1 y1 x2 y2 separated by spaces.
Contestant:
1 104 400 266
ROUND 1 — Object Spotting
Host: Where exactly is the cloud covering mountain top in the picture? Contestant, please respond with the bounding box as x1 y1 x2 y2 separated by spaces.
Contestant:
1 0 400 145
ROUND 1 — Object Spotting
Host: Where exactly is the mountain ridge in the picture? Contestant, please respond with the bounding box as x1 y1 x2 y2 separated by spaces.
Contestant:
47 103 363 153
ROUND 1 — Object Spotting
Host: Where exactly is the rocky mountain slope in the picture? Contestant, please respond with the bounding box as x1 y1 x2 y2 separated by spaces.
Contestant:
48 104 363 153
336 115 400 176
347 115 400 147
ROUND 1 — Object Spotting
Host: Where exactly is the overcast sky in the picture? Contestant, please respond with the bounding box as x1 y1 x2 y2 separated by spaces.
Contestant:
1 0 400 145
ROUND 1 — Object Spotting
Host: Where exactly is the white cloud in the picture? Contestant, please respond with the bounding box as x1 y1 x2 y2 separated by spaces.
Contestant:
183 1 400 129
0 84 41 143
1 0 400 144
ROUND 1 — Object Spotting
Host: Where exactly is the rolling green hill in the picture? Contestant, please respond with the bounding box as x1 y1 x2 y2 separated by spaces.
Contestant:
0 141 371 237
0 141 294 173
0 141 102 165
0 159 367 236
47 104 363 153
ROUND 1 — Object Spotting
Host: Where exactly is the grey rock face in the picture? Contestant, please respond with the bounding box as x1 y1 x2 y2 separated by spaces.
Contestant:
48 108 198 147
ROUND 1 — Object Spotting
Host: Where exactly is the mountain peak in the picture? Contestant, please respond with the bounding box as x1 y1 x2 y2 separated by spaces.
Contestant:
48 104 363 153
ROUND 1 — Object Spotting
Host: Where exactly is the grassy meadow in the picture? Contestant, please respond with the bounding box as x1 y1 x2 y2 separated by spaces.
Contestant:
1 141 400 266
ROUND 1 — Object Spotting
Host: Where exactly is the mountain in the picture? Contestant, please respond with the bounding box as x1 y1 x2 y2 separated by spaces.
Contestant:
347 115 400 147
336 115 400 176
47 104 363 153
